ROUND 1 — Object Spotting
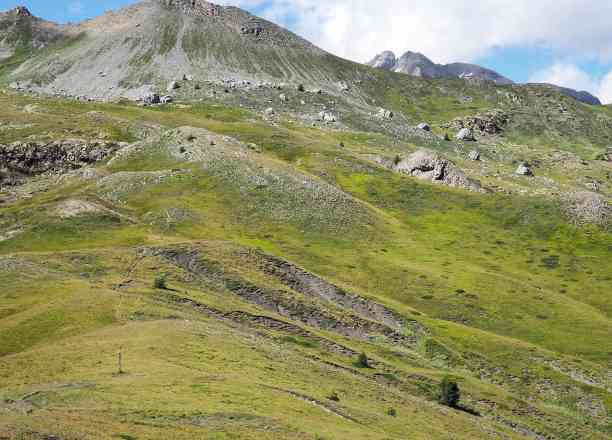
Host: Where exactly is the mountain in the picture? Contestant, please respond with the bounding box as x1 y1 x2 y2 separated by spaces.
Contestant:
0 2 611 440
368 50 513 85
0 6 69 60
529 82 603 106
0 0 357 99
368 50 602 105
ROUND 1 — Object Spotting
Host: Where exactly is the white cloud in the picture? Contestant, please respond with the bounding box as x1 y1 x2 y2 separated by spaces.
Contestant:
529 63 612 104
218 0 612 65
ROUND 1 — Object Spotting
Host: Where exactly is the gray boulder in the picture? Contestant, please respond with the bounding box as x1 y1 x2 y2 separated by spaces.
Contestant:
377 108 394 120
468 150 480 161
456 128 475 141
168 81 180 91
318 111 337 123
393 149 482 192
516 163 532 176
143 93 160 105
417 122 431 132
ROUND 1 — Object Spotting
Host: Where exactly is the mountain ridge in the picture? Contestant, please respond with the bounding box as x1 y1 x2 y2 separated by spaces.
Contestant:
368 49 603 105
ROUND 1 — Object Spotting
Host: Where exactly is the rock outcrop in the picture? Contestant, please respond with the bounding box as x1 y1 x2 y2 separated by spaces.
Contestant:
563 192 611 227
392 149 483 192
444 110 509 135
0 140 121 185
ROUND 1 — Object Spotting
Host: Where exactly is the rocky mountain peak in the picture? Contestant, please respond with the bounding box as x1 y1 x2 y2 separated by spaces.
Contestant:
368 51 397 70
158 0 222 16
12 6 32 17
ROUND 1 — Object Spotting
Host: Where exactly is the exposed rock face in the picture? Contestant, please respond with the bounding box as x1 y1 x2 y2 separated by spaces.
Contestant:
13 6 32 17
393 149 482 192
0 140 120 185
564 192 611 227
368 50 397 70
444 109 509 135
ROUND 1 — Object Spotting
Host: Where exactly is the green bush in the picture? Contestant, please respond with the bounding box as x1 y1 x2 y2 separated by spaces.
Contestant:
438 376 460 408
154 273 168 290
327 391 340 402
355 352 370 368
387 407 397 417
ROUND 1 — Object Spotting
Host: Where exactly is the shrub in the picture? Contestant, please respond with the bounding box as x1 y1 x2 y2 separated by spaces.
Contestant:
444 133 451 141
154 273 168 290
355 352 370 368
387 407 397 417
327 391 340 402
438 376 460 408
393 154 402 166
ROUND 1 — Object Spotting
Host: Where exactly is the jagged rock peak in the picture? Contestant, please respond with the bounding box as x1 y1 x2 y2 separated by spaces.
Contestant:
158 0 223 16
9 6 33 17
368 51 397 70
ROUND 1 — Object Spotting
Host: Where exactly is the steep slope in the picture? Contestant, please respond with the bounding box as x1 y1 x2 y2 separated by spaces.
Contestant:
1 0 357 99
0 3 612 439
368 50 602 105
0 90 610 440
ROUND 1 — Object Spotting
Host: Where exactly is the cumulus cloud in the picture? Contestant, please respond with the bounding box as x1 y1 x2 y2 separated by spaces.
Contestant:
218 0 612 65
530 63 612 104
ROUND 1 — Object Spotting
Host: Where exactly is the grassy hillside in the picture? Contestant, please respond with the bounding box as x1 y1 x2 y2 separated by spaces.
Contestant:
0 86 610 440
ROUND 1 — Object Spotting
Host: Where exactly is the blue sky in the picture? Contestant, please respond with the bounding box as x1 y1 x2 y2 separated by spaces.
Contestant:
4 0 612 102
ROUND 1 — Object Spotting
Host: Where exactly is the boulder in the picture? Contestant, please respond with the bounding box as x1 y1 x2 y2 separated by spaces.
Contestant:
516 163 532 176
318 111 337 123
417 122 431 132
142 94 160 105
160 95 174 104
279 93 288 102
445 109 509 135
393 149 482 192
456 128 475 141
168 81 180 91
264 107 275 116
377 108 394 120
467 150 481 161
